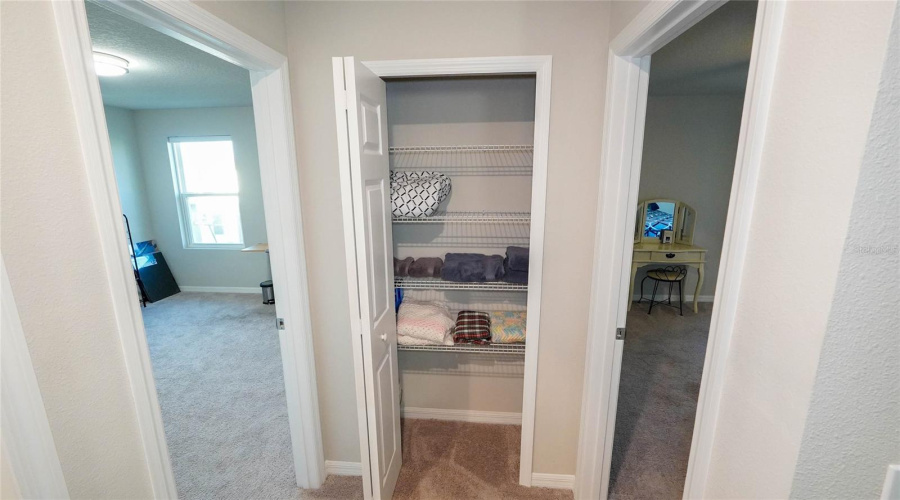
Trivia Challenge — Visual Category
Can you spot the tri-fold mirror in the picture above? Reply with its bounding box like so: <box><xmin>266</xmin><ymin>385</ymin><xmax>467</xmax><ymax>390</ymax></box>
<box><xmin>634</xmin><ymin>199</ymin><xmax>697</xmax><ymax>245</ymax></box>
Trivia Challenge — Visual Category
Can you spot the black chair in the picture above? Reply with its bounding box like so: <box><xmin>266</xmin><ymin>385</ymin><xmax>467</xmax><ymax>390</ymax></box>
<box><xmin>638</xmin><ymin>266</ymin><xmax>687</xmax><ymax>316</ymax></box>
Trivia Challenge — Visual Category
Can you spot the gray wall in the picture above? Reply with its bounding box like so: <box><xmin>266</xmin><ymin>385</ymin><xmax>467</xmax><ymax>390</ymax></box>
<box><xmin>285</xmin><ymin>2</ymin><xmax>611</xmax><ymax>473</ymax></box>
<box><xmin>791</xmin><ymin>7</ymin><xmax>899</xmax><ymax>497</ymax></box>
<box><xmin>105</xmin><ymin>106</ymin><xmax>154</xmax><ymax>243</ymax></box>
<box><xmin>132</xmin><ymin>106</ymin><xmax>269</xmax><ymax>289</ymax></box>
<box><xmin>635</xmin><ymin>95</ymin><xmax>745</xmax><ymax>299</ymax></box>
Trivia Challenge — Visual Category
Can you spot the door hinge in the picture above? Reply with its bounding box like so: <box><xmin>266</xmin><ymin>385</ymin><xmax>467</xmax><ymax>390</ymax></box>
<box><xmin>276</xmin><ymin>318</ymin><xmax>286</xmax><ymax>330</ymax></box>
<box><xmin>616</xmin><ymin>327</ymin><xmax>626</xmax><ymax>340</ymax></box>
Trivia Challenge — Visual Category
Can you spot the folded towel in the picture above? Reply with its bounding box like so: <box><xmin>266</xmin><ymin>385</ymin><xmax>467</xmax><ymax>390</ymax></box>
<box><xmin>484</xmin><ymin>255</ymin><xmax>506</xmax><ymax>281</ymax></box>
<box><xmin>504</xmin><ymin>269</ymin><xmax>529</xmax><ymax>284</ymax></box>
<box><xmin>505</xmin><ymin>246</ymin><xmax>530</xmax><ymax>272</ymax></box>
<box><xmin>394</xmin><ymin>257</ymin><xmax>413</xmax><ymax>277</ymax></box>
<box><xmin>490</xmin><ymin>311</ymin><xmax>526</xmax><ymax>343</ymax></box>
<box><xmin>409</xmin><ymin>257</ymin><xmax>443</xmax><ymax>278</ymax></box>
<box><xmin>453</xmin><ymin>310</ymin><xmax>491</xmax><ymax>344</ymax></box>
<box><xmin>397</xmin><ymin>300</ymin><xmax>455</xmax><ymax>345</ymax></box>
<box><xmin>442</xmin><ymin>253</ymin><xmax>505</xmax><ymax>282</ymax></box>
<box><xmin>442</xmin><ymin>253</ymin><xmax>485</xmax><ymax>282</ymax></box>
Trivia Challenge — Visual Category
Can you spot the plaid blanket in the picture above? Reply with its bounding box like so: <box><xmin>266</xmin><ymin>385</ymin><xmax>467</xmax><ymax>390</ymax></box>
<box><xmin>453</xmin><ymin>310</ymin><xmax>491</xmax><ymax>344</ymax></box>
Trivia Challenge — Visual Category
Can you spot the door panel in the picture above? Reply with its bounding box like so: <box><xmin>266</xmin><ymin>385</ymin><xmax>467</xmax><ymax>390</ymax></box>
<box><xmin>333</xmin><ymin>56</ymin><xmax>401</xmax><ymax>500</ymax></box>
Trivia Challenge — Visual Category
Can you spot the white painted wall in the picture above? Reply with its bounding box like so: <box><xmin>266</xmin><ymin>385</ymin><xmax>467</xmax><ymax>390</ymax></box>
<box><xmin>703</xmin><ymin>2</ymin><xmax>897</xmax><ymax>497</ymax></box>
<box><xmin>132</xmin><ymin>106</ymin><xmax>270</xmax><ymax>289</ymax></box>
<box><xmin>790</xmin><ymin>6</ymin><xmax>899</xmax><ymax>498</ymax></box>
<box><xmin>635</xmin><ymin>95</ymin><xmax>745</xmax><ymax>299</ymax></box>
<box><xmin>105</xmin><ymin>106</ymin><xmax>154</xmax><ymax>243</ymax></box>
<box><xmin>0</xmin><ymin>1</ymin><xmax>154</xmax><ymax>496</ymax></box>
<box><xmin>284</xmin><ymin>2</ymin><xmax>610</xmax><ymax>473</ymax></box>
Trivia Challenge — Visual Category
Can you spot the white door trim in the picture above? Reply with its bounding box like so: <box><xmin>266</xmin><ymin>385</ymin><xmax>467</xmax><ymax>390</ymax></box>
<box><xmin>574</xmin><ymin>1</ymin><xmax>786</xmax><ymax>499</ymax></box>
<box><xmin>51</xmin><ymin>1</ymin><xmax>325</xmax><ymax>496</ymax></box>
<box><xmin>1</xmin><ymin>257</ymin><xmax>70</xmax><ymax>499</ymax></box>
<box><xmin>346</xmin><ymin>55</ymin><xmax>552</xmax><ymax>488</ymax></box>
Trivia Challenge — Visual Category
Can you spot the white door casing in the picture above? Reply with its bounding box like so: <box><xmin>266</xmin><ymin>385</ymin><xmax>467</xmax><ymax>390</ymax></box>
<box><xmin>332</xmin><ymin>56</ymin><xmax>402</xmax><ymax>500</ymax></box>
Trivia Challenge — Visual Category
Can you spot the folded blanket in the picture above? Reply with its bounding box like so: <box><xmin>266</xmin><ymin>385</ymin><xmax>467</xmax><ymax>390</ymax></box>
<box><xmin>396</xmin><ymin>300</ymin><xmax>455</xmax><ymax>345</ymax></box>
<box><xmin>409</xmin><ymin>257</ymin><xmax>443</xmax><ymax>278</ymax></box>
<box><xmin>505</xmin><ymin>246</ymin><xmax>530</xmax><ymax>272</ymax></box>
<box><xmin>394</xmin><ymin>257</ymin><xmax>413</xmax><ymax>277</ymax></box>
<box><xmin>504</xmin><ymin>269</ymin><xmax>529</xmax><ymax>284</ymax></box>
<box><xmin>442</xmin><ymin>253</ymin><xmax>506</xmax><ymax>282</ymax></box>
<box><xmin>490</xmin><ymin>311</ymin><xmax>526</xmax><ymax>344</ymax></box>
<box><xmin>453</xmin><ymin>310</ymin><xmax>491</xmax><ymax>344</ymax></box>
<box><xmin>399</xmin><ymin>334</ymin><xmax>453</xmax><ymax>346</ymax></box>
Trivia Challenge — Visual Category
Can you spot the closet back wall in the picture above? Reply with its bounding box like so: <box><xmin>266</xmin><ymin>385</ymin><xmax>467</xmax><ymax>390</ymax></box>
<box><xmin>120</xmin><ymin>106</ymin><xmax>269</xmax><ymax>289</ymax></box>
<box><xmin>285</xmin><ymin>2</ymin><xmax>610</xmax><ymax>475</ymax></box>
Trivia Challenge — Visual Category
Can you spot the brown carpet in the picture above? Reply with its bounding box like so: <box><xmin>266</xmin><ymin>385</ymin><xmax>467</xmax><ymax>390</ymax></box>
<box><xmin>608</xmin><ymin>303</ymin><xmax>712</xmax><ymax>499</ymax></box>
<box><xmin>301</xmin><ymin>420</ymin><xmax>573</xmax><ymax>500</ymax></box>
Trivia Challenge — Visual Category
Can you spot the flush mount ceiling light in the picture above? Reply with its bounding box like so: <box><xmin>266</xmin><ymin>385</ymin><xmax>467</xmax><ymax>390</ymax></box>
<box><xmin>93</xmin><ymin>51</ymin><xmax>129</xmax><ymax>77</ymax></box>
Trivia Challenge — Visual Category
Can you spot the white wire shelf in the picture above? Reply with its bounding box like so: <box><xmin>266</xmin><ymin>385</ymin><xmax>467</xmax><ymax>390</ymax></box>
<box><xmin>390</xmin><ymin>145</ymin><xmax>533</xmax><ymax>175</ymax></box>
<box><xmin>398</xmin><ymin>343</ymin><xmax>526</xmax><ymax>355</ymax></box>
<box><xmin>394</xmin><ymin>277</ymin><xmax>528</xmax><ymax>291</ymax></box>
<box><xmin>393</xmin><ymin>211</ymin><xmax>531</xmax><ymax>224</ymax></box>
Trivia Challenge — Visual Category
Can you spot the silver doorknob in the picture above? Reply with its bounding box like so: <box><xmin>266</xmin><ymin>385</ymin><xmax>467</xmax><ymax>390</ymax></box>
<box><xmin>380</xmin><ymin>334</ymin><xmax>387</xmax><ymax>341</ymax></box>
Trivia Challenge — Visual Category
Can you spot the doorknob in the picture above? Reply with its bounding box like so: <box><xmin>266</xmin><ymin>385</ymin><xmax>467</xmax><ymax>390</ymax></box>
<box><xmin>380</xmin><ymin>334</ymin><xmax>387</xmax><ymax>341</ymax></box>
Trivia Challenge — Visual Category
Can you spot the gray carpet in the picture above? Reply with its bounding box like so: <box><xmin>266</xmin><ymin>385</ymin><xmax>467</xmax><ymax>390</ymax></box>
<box><xmin>143</xmin><ymin>292</ymin><xmax>298</xmax><ymax>499</ymax></box>
<box><xmin>608</xmin><ymin>302</ymin><xmax>712</xmax><ymax>500</ymax></box>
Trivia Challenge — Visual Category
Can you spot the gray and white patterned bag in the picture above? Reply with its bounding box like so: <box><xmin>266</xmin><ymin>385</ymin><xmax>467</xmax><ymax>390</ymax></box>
<box><xmin>390</xmin><ymin>171</ymin><xmax>452</xmax><ymax>218</ymax></box>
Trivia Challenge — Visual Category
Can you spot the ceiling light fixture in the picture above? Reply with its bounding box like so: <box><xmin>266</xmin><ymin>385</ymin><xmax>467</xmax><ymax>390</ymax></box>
<box><xmin>93</xmin><ymin>51</ymin><xmax>129</xmax><ymax>77</ymax></box>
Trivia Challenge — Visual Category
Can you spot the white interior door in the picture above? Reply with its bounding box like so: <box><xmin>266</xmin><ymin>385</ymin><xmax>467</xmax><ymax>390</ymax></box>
<box><xmin>332</xmin><ymin>56</ymin><xmax>401</xmax><ymax>500</ymax></box>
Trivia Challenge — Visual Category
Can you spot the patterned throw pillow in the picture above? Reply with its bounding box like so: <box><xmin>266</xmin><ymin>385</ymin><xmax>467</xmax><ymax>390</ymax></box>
<box><xmin>390</xmin><ymin>171</ymin><xmax>452</xmax><ymax>218</ymax></box>
<box><xmin>453</xmin><ymin>310</ymin><xmax>491</xmax><ymax>344</ymax></box>
<box><xmin>490</xmin><ymin>311</ymin><xmax>526</xmax><ymax>344</ymax></box>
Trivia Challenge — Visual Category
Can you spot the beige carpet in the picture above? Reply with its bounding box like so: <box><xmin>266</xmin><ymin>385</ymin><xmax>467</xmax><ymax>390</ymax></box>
<box><xmin>301</xmin><ymin>420</ymin><xmax>573</xmax><ymax>500</ymax></box>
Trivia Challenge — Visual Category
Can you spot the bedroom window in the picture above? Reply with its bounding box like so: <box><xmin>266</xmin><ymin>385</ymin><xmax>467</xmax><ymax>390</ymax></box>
<box><xmin>168</xmin><ymin>137</ymin><xmax>244</xmax><ymax>248</ymax></box>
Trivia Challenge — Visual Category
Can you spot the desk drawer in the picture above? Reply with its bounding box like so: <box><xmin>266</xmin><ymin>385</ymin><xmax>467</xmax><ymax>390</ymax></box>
<box><xmin>651</xmin><ymin>251</ymin><xmax>702</xmax><ymax>262</ymax></box>
<box><xmin>633</xmin><ymin>251</ymin><xmax>652</xmax><ymax>262</ymax></box>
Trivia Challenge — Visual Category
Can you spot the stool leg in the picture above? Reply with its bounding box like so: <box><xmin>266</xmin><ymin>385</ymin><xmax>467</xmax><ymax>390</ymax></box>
<box><xmin>649</xmin><ymin>280</ymin><xmax>660</xmax><ymax>315</ymax></box>
<box><xmin>678</xmin><ymin>280</ymin><xmax>684</xmax><ymax>316</ymax></box>
<box><xmin>639</xmin><ymin>276</ymin><xmax>650</xmax><ymax>304</ymax></box>
<box><xmin>668</xmin><ymin>282</ymin><xmax>674</xmax><ymax>305</ymax></box>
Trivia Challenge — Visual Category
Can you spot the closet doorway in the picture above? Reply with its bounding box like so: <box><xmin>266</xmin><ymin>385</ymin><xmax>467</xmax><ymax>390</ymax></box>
<box><xmin>333</xmin><ymin>56</ymin><xmax>552</xmax><ymax>500</ymax></box>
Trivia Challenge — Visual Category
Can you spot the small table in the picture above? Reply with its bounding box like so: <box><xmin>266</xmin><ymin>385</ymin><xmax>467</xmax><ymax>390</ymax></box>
<box><xmin>628</xmin><ymin>242</ymin><xmax>706</xmax><ymax>313</ymax></box>
<box><xmin>241</xmin><ymin>243</ymin><xmax>269</xmax><ymax>253</ymax></box>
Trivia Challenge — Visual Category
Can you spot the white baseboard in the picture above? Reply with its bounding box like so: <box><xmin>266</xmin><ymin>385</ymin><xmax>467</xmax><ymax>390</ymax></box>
<box><xmin>402</xmin><ymin>407</ymin><xmax>522</xmax><ymax>425</ymax></box>
<box><xmin>531</xmin><ymin>473</ymin><xmax>575</xmax><ymax>490</ymax></box>
<box><xmin>179</xmin><ymin>286</ymin><xmax>260</xmax><ymax>294</ymax></box>
<box><xmin>325</xmin><ymin>460</ymin><xmax>362</xmax><ymax>476</ymax></box>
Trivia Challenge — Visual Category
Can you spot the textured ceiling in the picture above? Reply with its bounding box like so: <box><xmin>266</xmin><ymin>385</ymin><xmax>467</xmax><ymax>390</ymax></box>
<box><xmin>85</xmin><ymin>2</ymin><xmax>251</xmax><ymax>110</ymax></box>
<box><xmin>650</xmin><ymin>1</ymin><xmax>758</xmax><ymax>96</ymax></box>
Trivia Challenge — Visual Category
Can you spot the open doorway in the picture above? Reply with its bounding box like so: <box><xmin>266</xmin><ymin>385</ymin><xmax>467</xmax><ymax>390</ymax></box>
<box><xmin>608</xmin><ymin>2</ymin><xmax>758</xmax><ymax>498</ymax></box>
<box><xmin>79</xmin><ymin>2</ymin><xmax>312</xmax><ymax>497</ymax></box>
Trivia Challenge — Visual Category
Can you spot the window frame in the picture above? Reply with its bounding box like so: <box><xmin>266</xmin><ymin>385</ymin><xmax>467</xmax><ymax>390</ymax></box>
<box><xmin>167</xmin><ymin>136</ymin><xmax>245</xmax><ymax>250</ymax></box>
